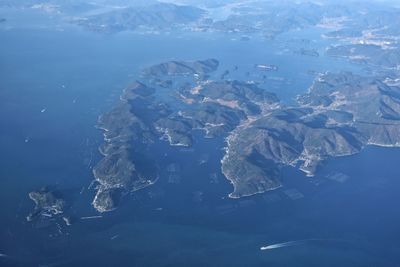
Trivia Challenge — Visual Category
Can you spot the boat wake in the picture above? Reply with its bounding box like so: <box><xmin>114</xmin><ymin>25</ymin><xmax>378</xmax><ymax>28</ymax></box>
<box><xmin>260</xmin><ymin>240</ymin><xmax>307</xmax><ymax>250</ymax></box>
<box><xmin>260</xmin><ymin>239</ymin><xmax>337</xmax><ymax>251</ymax></box>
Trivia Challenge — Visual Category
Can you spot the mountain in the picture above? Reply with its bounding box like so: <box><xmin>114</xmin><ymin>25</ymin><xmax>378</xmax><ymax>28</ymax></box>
<box><xmin>74</xmin><ymin>2</ymin><xmax>205</xmax><ymax>33</ymax></box>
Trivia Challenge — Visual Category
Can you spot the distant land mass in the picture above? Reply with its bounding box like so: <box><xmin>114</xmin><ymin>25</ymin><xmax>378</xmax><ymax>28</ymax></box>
<box><xmin>92</xmin><ymin>59</ymin><xmax>400</xmax><ymax>212</ymax></box>
<box><xmin>327</xmin><ymin>44</ymin><xmax>400</xmax><ymax>69</ymax></box>
<box><xmin>73</xmin><ymin>2</ymin><xmax>205</xmax><ymax>33</ymax></box>
<box><xmin>3</xmin><ymin>0</ymin><xmax>400</xmax><ymax>44</ymax></box>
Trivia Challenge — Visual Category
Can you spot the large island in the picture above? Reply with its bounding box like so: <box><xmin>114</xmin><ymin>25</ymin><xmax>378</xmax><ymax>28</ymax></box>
<box><xmin>92</xmin><ymin>58</ymin><xmax>400</xmax><ymax>212</ymax></box>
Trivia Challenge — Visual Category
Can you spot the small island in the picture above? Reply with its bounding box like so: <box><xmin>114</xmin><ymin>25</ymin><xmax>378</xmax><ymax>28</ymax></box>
<box><xmin>26</xmin><ymin>187</ymin><xmax>72</xmax><ymax>226</ymax></box>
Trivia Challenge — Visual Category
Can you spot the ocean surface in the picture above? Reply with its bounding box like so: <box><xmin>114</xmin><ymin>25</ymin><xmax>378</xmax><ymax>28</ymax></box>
<box><xmin>1</xmin><ymin>8</ymin><xmax>400</xmax><ymax>267</ymax></box>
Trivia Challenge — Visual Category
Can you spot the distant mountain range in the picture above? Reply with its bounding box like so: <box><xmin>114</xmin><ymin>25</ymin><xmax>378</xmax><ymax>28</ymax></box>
<box><xmin>74</xmin><ymin>2</ymin><xmax>205</xmax><ymax>32</ymax></box>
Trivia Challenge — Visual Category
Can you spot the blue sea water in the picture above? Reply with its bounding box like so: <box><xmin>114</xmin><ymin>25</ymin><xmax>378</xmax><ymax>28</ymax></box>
<box><xmin>1</xmin><ymin>8</ymin><xmax>400</xmax><ymax>267</ymax></box>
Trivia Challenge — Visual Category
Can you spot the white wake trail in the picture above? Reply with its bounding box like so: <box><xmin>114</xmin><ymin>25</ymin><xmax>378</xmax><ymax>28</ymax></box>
<box><xmin>260</xmin><ymin>240</ymin><xmax>306</xmax><ymax>250</ymax></box>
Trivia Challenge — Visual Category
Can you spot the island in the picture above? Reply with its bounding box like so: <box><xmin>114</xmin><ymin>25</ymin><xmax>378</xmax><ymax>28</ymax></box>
<box><xmin>326</xmin><ymin>44</ymin><xmax>400</xmax><ymax>69</ymax></box>
<box><xmin>26</xmin><ymin>187</ymin><xmax>71</xmax><ymax>226</ymax></box>
<box><xmin>222</xmin><ymin>72</ymin><xmax>400</xmax><ymax>197</ymax></box>
<box><xmin>92</xmin><ymin>57</ymin><xmax>400</xmax><ymax>211</ymax></box>
<box><xmin>295</xmin><ymin>49</ymin><xmax>320</xmax><ymax>57</ymax></box>
<box><xmin>72</xmin><ymin>2</ymin><xmax>205</xmax><ymax>33</ymax></box>
<box><xmin>92</xmin><ymin>59</ymin><xmax>280</xmax><ymax>212</ymax></box>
